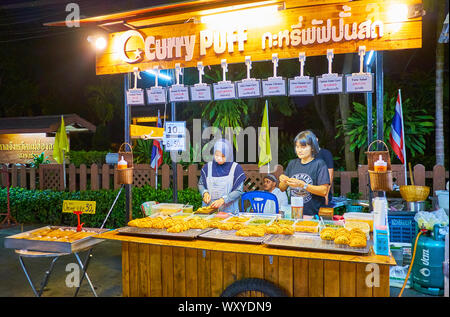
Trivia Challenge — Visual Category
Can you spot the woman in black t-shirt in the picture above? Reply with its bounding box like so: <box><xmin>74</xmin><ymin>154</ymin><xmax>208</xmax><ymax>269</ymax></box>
<box><xmin>279</xmin><ymin>130</ymin><xmax>330</xmax><ymax>216</ymax></box>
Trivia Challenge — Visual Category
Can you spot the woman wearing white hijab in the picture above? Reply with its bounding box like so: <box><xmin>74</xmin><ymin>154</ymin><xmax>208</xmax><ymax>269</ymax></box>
<box><xmin>198</xmin><ymin>139</ymin><xmax>246</xmax><ymax>213</ymax></box>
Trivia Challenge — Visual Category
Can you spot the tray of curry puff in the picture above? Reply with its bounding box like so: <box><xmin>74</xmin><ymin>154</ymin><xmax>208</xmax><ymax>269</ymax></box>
<box><xmin>4</xmin><ymin>226</ymin><xmax>108</xmax><ymax>253</ymax></box>
<box><xmin>119</xmin><ymin>212</ymin><xmax>229</xmax><ymax>240</ymax></box>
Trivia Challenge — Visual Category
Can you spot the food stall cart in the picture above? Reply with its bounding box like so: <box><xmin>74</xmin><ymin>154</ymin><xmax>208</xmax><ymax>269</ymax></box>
<box><xmin>45</xmin><ymin>0</ymin><xmax>423</xmax><ymax>297</ymax></box>
<box><xmin>97</xmin><ymin>227</ymin><xmax>395</xmax><ymax>297</ymax></box>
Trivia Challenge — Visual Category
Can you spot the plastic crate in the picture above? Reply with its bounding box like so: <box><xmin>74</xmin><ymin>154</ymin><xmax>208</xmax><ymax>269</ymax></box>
<box><xmin>387</xmin><ymin>211</ymin><xmax>417</xmax><ymax>243</ymax></box>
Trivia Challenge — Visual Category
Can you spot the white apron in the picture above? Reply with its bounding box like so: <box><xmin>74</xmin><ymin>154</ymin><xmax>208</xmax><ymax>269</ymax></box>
<box><xmin>204</xmin><ymin>161</ymin><xmax>239</xmax><ymax>213</ymax></box>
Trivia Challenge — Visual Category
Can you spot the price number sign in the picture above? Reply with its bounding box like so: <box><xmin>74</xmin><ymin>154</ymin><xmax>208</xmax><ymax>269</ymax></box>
<box><xmin>62</xmin><ymin>200</ymin><xmax>96</xmax><ymax>214</ymax></box>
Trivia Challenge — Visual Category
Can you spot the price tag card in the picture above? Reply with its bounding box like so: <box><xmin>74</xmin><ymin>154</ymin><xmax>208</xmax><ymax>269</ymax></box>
<box><xmin>316</xmin><ymin>75</ymin><xmax>343</xmax><ymax>94</ymax></box>
<box><xmin>262</xmin><ymin>78</ymin><xmax>287</xmax><ymax>96</ymax></box>
<box><xmin>236</xmin><ymin>79</ymin><xmax>261</xmax><ymax>98</ymax></box>
<box><xmin>169</xmin><ymin>85</ymin><xmax>190</xmax><ymax>102</ymax></box>
<box><xmin>190</xmin><ymin>84</ymin><xmax>212</xmax><ymax>102</ymax></box>
<box><xmin>146</xmin><ymin>87</ymin><xmax>167</xmax><ymax>104</ymax></box>
<box><xmin>345</xmin><ymin>73</ymin><xmax>374</xmax><ymax>93</ymax></box>
<box><xmin>126</xmin><ymin>89</ymin><xmax>145</xmax><ymax>105</ymax></box>
<box><xmin>165</xmin><ymin>137</ymin><xmax>186</xmax><ymax>151</ymax></box>
<box><xmin>62</xmin><ymin>200</ymin><xmax>96</xmax><ymax>214</ymax></box>
<box><xmin>288</xmin><ymin>76</ymin><xmax>315</xmax><ymax>96</ymax></box>
<box><xmin>165</xmin><ymin>121</ymin><xmax>186</xmax><ymax>137</ymax></box>
<box><xmin>213</xmin><ymin>82</ymin><xmax>236</xmax><ymax>100</ymax></box>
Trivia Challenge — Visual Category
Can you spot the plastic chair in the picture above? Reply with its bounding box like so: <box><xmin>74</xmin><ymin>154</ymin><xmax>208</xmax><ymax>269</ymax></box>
<box><xmin>240</xmin><ymin>191</ymin><xmax>279</xmax><ymax>213</ymax></box>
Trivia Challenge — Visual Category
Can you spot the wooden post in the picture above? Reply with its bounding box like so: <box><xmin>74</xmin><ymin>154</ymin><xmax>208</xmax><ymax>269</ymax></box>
<box><xmin>414</xmin><ymin>164</ymin><xmax>426</xmax><ymax>187</ymax></box>
<box><xmin>11</xmin><ymin>165</ymin><xmax>17</xmax><ymax>187</ymax></box>
<box><xmin>69</xmin><ymin>164</ymin><xmax>76</xmax><ymax>192</ymax></box>
<box><xmin>91</xmin><ymin>164</ymin><xmax>99</xmax><ymax>190</ymax></box>
<box><xmin>433</xmin><ymin>165</ymin><xmax>446</xmax><ymax>194</ymax></box>
<box><xmin>177</xmin><ymin>164</ymin><xmax>183</xmax><ymax>191</ymax></box>
<box><xmin>19</xmin><ymin>165</ymin><xmax>27</xmax><ymax>188</ymax></box>
<box><xmin>80</xmin><ymin>164</ymin><xmax>87</xmax><ymax>191</ymax></box>
<box><xmin>29</xmin><ymin>167</ymin><xmax>35</xmax><ymax>190</ymax></box>
<box><xmin>188</xmin><ymin>164</ymin><xmax>198</xmax><ymax>189</ymax></box>
<box><xmin>102</xmin><ymin>164</ymin><xmax>110</xmax><ymax>190</ymax></box>
<box><xmin>162</xmin><ymin>164</ymin><xmax>170</xmax><ymax>190</ymax></box>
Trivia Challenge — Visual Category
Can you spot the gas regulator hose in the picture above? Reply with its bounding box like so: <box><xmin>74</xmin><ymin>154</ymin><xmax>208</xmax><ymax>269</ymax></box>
<box><xmin>398</xmin><ymin>231</ymin><xmax>423</xmax><ymax>297</ymax></box>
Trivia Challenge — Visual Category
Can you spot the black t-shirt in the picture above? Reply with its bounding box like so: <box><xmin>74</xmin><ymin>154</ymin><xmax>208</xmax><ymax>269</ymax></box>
<box><xmin>317</xmin><ymin>148</ymin><xmax>334</xmax><ymax>204</ymax></box>
<box><xmin>285</xmin><ymin>158</ymin><xmax>330</xmax><ymax>216</ymax></box>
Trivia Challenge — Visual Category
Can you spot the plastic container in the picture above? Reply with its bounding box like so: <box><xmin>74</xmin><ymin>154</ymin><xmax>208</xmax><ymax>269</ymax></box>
<box><xmin>435</xmin><ymin>190</ymin><xmax>449</xmax><ymax>215</ymax></box>
<box><xmin>343</xmin><ymin>212</ymin><xmax>374</xmax><ymax>232</ymax></box>
<box><xmin>374</xmin><ymin>155</ymin><xmax>387</xmax><ymax>172</ymax></box>
<box><xmin>388</xmin><ymin>211</ymin><xmax>417</xmax><ymax>244</ymax></box>
<box><xmin>344</xmin><ymin>221</ymin><xmax>370</xmax><ymax>238</ymax></box>
<box><xmin>182</xmin><ymin>205</ymin><xmax>194</xmax><ymax>213</ymax></box>
<box><xmin>117</xmin><ymin>156</ymin><xmax>128</xmax><ymax>170</ymax></box>
<box><xmin>152</xmin><ymin>203</ymin><xmax>185</xmax><ymax>215</ymax></box>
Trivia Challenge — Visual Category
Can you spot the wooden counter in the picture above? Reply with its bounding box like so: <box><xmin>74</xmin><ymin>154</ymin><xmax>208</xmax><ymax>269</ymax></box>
<box><xmin>97</xmin><ymin>230</ymin><xmax>396</xmax><ymax>297</ymax></box>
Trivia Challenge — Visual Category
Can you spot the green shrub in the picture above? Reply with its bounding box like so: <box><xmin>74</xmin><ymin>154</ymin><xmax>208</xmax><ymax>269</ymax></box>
<box><xmin>67</xmin><ymin>150</ymin><xmax>109</xmax><ymax>167</ymax></box>
<box><xmin>0</xmin><ymin>186</ymin><xmax>202</xmax><ymax>229</ymax></box>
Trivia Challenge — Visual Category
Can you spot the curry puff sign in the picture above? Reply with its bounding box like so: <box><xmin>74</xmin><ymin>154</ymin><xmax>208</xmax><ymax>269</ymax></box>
<box><xmin>96</xmin><ymin>0</ymin><xmax>422</xmax><ymax>75</ymax></box>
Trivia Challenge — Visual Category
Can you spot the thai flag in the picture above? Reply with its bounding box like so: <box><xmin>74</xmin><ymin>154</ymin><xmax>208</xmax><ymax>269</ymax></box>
<box><xmin>150</xmin><ymin>111</ymin><xmax>163</xmax><ymax>169</ymax></box>
<box><xmin>389</xmin><ymin>91</ymin><xmax>405</xmax><ymax>164</ymax></box>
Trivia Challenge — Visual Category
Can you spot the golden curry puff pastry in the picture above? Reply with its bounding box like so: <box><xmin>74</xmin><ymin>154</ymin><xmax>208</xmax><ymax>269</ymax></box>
<box><xmin>320</xmin><ymin>228</ymin><xmax>336</xmax><ymax>240</ymax></box>
<box><xmin>334</xmin><ymin>235</ymin><xmax>350</xmax><ymax>245</ymax></box>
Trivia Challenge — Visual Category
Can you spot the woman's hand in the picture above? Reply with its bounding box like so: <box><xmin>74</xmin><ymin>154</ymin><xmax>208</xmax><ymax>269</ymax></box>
<box><xmin>203</xmin><ymin>192</ymin><xmax>211</xmax><ymax>204</ymax></box>
<box><xmin>286</xmin><ymin>178</ymin><xmax>306</xmax><ymax>188</ymax></box>
<box><xmin>279</xmin><ymin>174</ymin><xmax>289</xmax><ymax>183</ymax></box>
<box><xmin>210</xmin><ymin>198</ymin><xmax>225</xmax><ymax>209</ymax></box>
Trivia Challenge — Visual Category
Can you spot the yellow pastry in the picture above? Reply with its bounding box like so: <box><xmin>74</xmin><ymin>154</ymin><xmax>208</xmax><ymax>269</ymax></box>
<box><xmin>334</xmin><ymin>235</ymin><xmax>350</xmax><ymax>245</ymax></box>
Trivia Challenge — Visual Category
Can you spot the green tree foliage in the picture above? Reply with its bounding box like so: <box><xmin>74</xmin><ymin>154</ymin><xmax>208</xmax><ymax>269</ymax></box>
<box><xmin>337</xmin><ymin>93</ymin><xmax>434</xmax><ymax>163</ymax></box>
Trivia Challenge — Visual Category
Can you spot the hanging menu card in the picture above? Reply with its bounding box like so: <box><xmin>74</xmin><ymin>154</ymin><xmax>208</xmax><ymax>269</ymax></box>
<box><xmin>126</xmin><ymin>89</ymin><xmax>145</xmax><ymax>105</ymax></box>
<box><xmin>345</xmin><ymin>73</ymin><xmax>374</xmax><ymax>93</ymax></box>
<box><xmin>213</xmin><ymin>81</ymin><xmax>236</xmax><ymax>100</ymax></box>
<box><xmin>262</xmin><ymin>78</ymin><xmax>286</xmax><ymax>96</ymax></box>
<box><xmin>146</xmin><ymin>87</ymin><xmax>167</xmax><ymax>104</ymax></box>
<box><xmin>190</xmin><ymin>84</ymin><xmax>212</xmax><ymax>102</ymax></box>
<box><xmin>316</xmin><ymin>74</ymin><xmax>343</xmax><ymax>94</ymax></box>
<box><xmin>288</xmin><ymin>76</ymin><xmax>315</xmax><ymax>96</ymax></box>
<box><xmin>236</xmin><ymin>79</ymin><xmax>262</xmax><ymax>98</ymax></box>
<box><xmin>169</xmin><ymin>85</ymin><xmax>190</xmax><ymax>102</ymax></box>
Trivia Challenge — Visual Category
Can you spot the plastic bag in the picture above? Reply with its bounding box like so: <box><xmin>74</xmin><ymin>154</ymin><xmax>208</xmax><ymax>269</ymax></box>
<box><xmin>414</xmin><ymin>208</ymin><xmax>449</xmax><ymax>230</ymax></box>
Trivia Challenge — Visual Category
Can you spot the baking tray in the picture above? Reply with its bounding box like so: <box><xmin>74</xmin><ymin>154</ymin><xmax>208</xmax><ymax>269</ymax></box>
<box><xmin>198</xmin><ymin>228</ymin><xmax>267</xmax><ymax>244</ymax></box>
<box><xmin>4</xmin><ymin>226</ymin><xmax>108</xmax><ymax>253</ymax></box>
<box><xmin>117</xmin><ymin>226</ymin><xmax>214</xmax><ymax>240</ymax></box>
<box><xmin>264</xmin><ymin>232</ymin><xmax>371</xmax><ymax>255</ymax></box>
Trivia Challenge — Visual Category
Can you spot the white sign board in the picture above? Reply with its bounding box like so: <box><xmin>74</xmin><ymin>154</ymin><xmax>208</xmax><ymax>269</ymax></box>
<box><xmin>146</xmin><ymin>87</ymin><xmax>167</xmax><ymax>104</ymax></box>
<box><xmin>190</xmin><ymin>84</ymin><xmax>212</xmax><ymax>101</ymax></box>
<box><xmin>165</xmin><ymin>137</ymin><xmax>186</xmax><ymax>151</ymax></box>
<box><xmin>126</xmin><ymin>89</ymin><xmax>145</xmax><ymax>105</ymax></box>
<box><xmin>262</xmin><ymin>78</ymin><xmax>286</xmax><ymax>96</ymax></box>
<box><xmin>165</xmin><ymin>121</ymin><xmax>186</xmax><ymax>137</ymax></box>
<box><xmin>213</xmin><ymin>82</ymin><xmax>236</xmax><ymax>100</ymax></box>
<box><xmin>288</xmin><ymin>77</ymin><xmax>315</xmax><ymax>96</ymax></box>
<box><xmin>316</xmin><ymin>75</ymin><xmax>343</xmax><ymax>94</ymax></box>
<box><xmin>169</xmin><ymin>85</ymin><xmax>190</xmax><ymax>102</ymax></box>
<box><xmin>345</xmin><ymin>73</ymin><xmax>374</xmax><ymax>93</ymax></box>
<box><xmin>236</xmin><ymin>79</ymin><xmax>261</xmax><ymax>98</ymax></box>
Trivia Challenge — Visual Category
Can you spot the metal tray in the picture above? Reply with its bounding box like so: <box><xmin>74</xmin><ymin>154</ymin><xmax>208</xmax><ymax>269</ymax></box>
<box><xmin>117</xmin><ymin>226</ymin><xmax>214</xmax><ymax>240</ymax></box>
<box><xmin>198</xmin><ymin>229</ymin><xmax>266</xmax><ymax>244</ymax></box>
<box><xmin>4</xmin><ymin>226</ymin><xmax>108</xmax><ymax>253</ymax></box>
<box><xmin>264</xmin><ymin>232</ymin><xmax>371</xmax><ymax>255</ymax></box>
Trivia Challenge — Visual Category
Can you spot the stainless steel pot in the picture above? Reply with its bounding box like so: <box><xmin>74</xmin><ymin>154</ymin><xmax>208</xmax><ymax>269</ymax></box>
<box><xmin>407</xmin><ymin>201</ymin><xmax>426</xmax><ymax>212</ymax></box>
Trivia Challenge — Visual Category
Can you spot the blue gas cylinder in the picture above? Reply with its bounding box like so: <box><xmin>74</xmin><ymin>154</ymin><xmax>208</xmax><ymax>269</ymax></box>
<box><xmin>412</xmin><ymin>224</ymin><xmax>447</xmax><ymax>296</ymax></box>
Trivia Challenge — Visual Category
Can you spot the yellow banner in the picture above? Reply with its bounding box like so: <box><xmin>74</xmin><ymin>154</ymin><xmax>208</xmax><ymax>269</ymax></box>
<box><xmin>62</xmin><ymin>200</ymin><xmax>96</xmax><ymax>214</ymax></box>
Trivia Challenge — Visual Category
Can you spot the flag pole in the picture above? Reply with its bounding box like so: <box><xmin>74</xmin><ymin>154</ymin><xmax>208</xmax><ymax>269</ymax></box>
<box><xmin>398</xmin><ymin>89</ymin><xmax>407</xmax><ymax>185</ymax></box>
<box><xmin>266</xmin><ymin>101</ymin><xmax>270</xmax><ymax>174</ymax></box>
